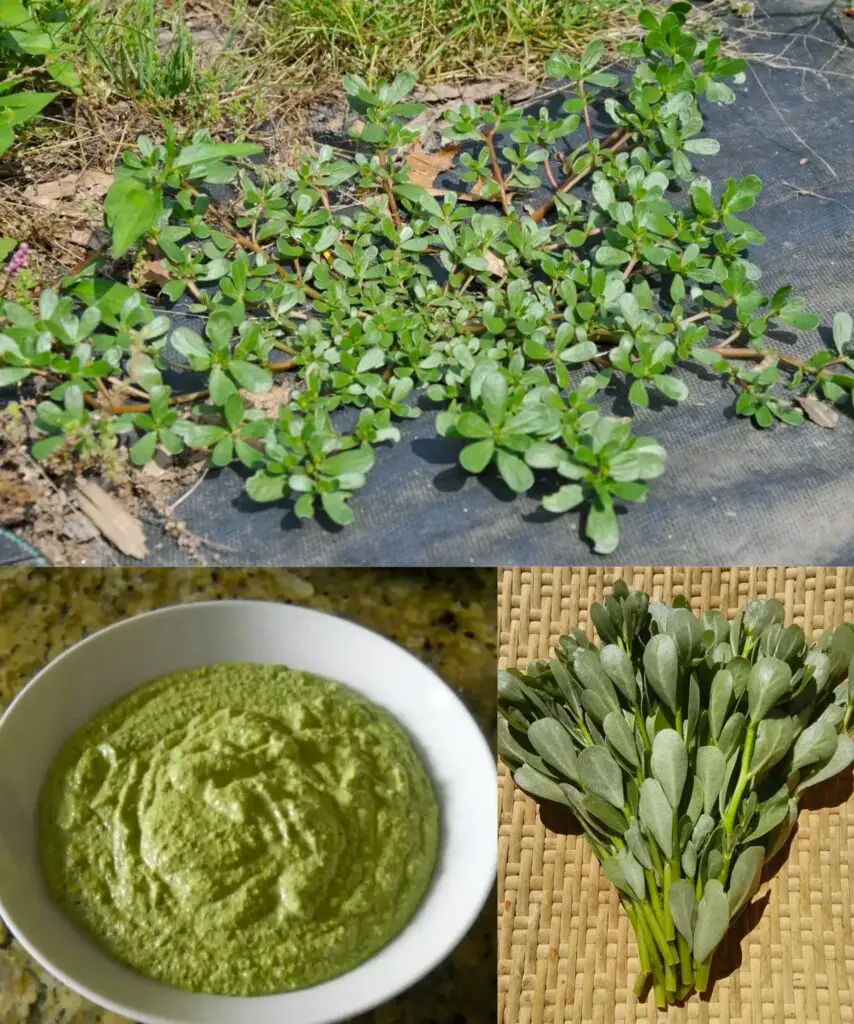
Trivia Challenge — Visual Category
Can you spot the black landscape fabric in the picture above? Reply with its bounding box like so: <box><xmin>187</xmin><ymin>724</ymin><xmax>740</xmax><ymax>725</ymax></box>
<box><xmin>124</xmin><ymin>3</ymin><xmax>854</xmax><ymax>566</ymax></box>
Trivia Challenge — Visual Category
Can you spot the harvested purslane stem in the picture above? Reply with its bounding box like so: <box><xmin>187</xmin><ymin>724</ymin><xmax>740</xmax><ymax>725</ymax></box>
<box><xmin>2</xmin><ymin>4</ymin><xmax>852</xmax><ymax>551</ymax></box>
<box><xmin>498</xmin><ymin>581</ymin><xmax>854</xmax><ymax>1008</ymax></box>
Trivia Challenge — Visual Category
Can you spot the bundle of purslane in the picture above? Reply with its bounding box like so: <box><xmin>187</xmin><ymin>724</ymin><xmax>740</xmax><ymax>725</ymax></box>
<box><xmin>498</xmin><ymin>582</ymin><xmax>854</xmax><ymax>1007</ymax></box>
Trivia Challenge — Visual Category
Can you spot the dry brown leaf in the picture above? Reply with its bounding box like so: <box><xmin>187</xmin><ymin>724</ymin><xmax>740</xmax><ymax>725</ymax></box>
<box><xmin>460</xmin><ymin>80</ymin><xmax>516</xmax><ymax>104</ymax></box>
<box><xmin>79</xmin><ymin>169</ymin><xmax>113</xmax><ymax>195</ymax></box>
<box><xmin>24</xmin><ymin>169</ymin><xmax>113</xmax><ymax>208</ymax></box>
<box><xmin>796</xmin><ymin>396</ymin><xmax>839</xmax><ymax>429</ymax></box>
<box><xmin>414</xmin><ymin>78</ymin><xmax>530</xmax><ymax>106</ymax></box>
<box><xmin>0</xmin><ymin>469</ymin><xmax>37</xmax><ymax>526</ymax></box>
<box><xmin>69</xmin><ymin>227</ymin><xmax>94</xmax><ymax>247</ymax></box>
<box><xmin>425</xmin><ymin>186</ymin><xmax>483</xmax><ymax>203</ymax></box>
<box><xmin>404</xmin><ymin>142</ymin><xmax>459</xmax><ymax>189</ymax></box>
<box><xmin>141</xmin><ymin>460</ymin><xmax>168</xmax><ymax>479</ymax></box>
<box><xmin>74</xmin><ymin>479</ymin><xmax>148</xmax><ymax>559</ymax></box>
<box><xmin>412</xmin><ymin>84</ymin><xmax>462</xmax><ymax>103</ymax></box>
<box><xmin>126</xmin><ymin>352</ymin><xmax>154</xmax><ymax>383</ymax></box>
<box><xmin>484</xmin><ymin>249</ymin><xmax>507</xmax><ymax>277</ymax></box>
<box><xmin>143</xmin><ymin>260</ymin><xmax>172</xmax><ymax>286</ymax></box>
<box><xmin>60</xmin><ymin>510</ymin><xmax>100</xmax><ymax>543</ymax></box>
<box><xmin>246</xmin><ymin>383</ymin><xmax>293</xmax><ymax>417</ymax></box>
<box><xmin>508</xmin><ymin>83</ymin><xmax>538</xmax><ymax>104</ymax></box>
<box><xmin>25</xmin><ymin>179</ymin><xmax>68</xmax><ymax>205</ymax></box>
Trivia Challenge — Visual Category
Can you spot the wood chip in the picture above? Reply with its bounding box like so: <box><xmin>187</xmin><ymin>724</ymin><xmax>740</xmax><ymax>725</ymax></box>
<box><xmin>404</xmin><ymin>142</ymin><xmax>459</xmax><ymax>189</ymax></box>
<box><xmin>74</xmin><ymin>479</ymin><xmax>148</xmax><ymax>559</ymax></box>
<box><xmin>796</xmin><ymin>396</ymin><xmax>839</xmax><ymax>429</ymax></box>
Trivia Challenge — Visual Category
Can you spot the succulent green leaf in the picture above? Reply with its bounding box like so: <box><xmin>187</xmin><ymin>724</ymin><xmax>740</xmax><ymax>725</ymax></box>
<box><xmin>743</xmin><ymin>598</ymin><xmax>785</xmax><ymax>635</ymax></box>
<box><xmin>514</xmin><ymin>763</ymin><xmax>571</xmax><ymax>806</ymax></box>
<box><xmin>717</xmin><ymin>712</ymin><xmax>747</xmax><ymax>761</ymax></box>
<box><xmin>727</xmin><ymin>846</ymin><xmax>764</xmax><ymax>917</ymax></box>
<box><xmin>790</xmin><ymin>719</ymin><xmax>838</xmax><ymax>774</ymax></box>
<box><xmin>696</xmin><ymin>746</ymin><xmax>726</xmax><ymax>817</ymax></box>
<box><xmin>749</xmin><ymin>715</ymin><xmax>796</xmax><ymax>778</ymax></box>
<box><xmin>743</xmin><ymin>793</ymin><xmax>789</xmax><ymax>843</ymax></box>
<box><xmin>573</xmin><ymin>649</ymin><xmax>621</xmax><ymax>713</ymax></box>
<box><xmin>764</xmin><ymin>799</ymin><xmax>799</xmax><ymax>860</ymax></box>
<box><xmin>603</xmin><ymin>711</ymin><xmax>639</xmax><ymax>769</ymax></box>
<box><xmin>527</xmin><ymin>718</ymin><xmax>580</xmax><ymax>781</ymax></box>
<box><xmin>686</xmin><ymin>776</ymin><xmax>704</xmax><ymax>826</ymax></box>
<box><xmin>584</xmin><ymin>792</ymin><xmax>628</xmax><ymax>834</ymax></box>
<box><xmin>576</xmin><ymin>746</ymin><xmax>625</xmax><ymax>808</ymax></box>
<box><xmin>709</xmin><ymin>669</ymin><xmax>733</xmax><ymax>741</ymax></box>
<box><xmin>497</xmin><ymin>718</ymin><xmax>534</xmax><ymax>769</ymax></box>
<box><xmin>681</xmin><ymin>839</ymin><xmax>697</xmax><ymax>878</ymax></box>
<box><xmin>601</xmin><ymin>854</ymin><xmax>631</xmax><ymax>898</ymax></box>
<box><xmin>726</xmin><ymin>658</ymin><xmax>750</xmax><ymax>700</ymax></box>
<box><xmin>599</xmin><ymin>644</ymin><xmax>637</xmax><ymax>702</ymax></box>
<box><xmin>686</xmin><ymin>673</ymin><xmax>700</xmax><ymax>746</ymax></box>
<box><xmin>691</xmin><ymin>813</ymin><xmax>716</xmax><ymax>853</ymax></box>
<box><xmin>603</xmin><ymin>849</ymin><xmax>646</xmax><ymax>901</ymax></box>
<box><xmin>590</xmin><ymin>603</ymin><xmax>617</xmax><ymax>645</ymax></box>
<box><xmin>665</xmin><ymin>607</ymin><xmax>703</xmax><ymax>667</ymax></box>
<box><xmin>639</xmin><ymin>777</ymin><xmax>674</xmax><ymax>859</ymax></box>
<box><xmin>796</xmin><ymin>735</ymin><xmax>854</xmax><ymax>795</ymax></box>
<box><xmin>693</xmin><ymin>879</ymin><xmax>730</xmax><ymax>963</ymax></box>
<box><xmin>651</xmin><ymin>728</ymin><xmax>688</xmax><ymax>810</ymax></box>
<box><xmin>580</xmin><ymin>688</ymin><xmax>613</xmax><ymax>726</ymax></box>
<box><xmin>643</xmin><ymin>633</ymin><xmax>680</xmax><ymax>711</ymax></box>
<box><xmin>625</xmin><ymin>818</ymin><xmax>653</xmax><ymax>869</ymax></box>
<box><xmin>105</xmin><ymin>177</ymin><xmax>163</xmax><ymax>258</ymax></box>
<box><xmin>550</xmin><ymin>658</ymin><xmax>584</xmax><ymax>720</ymax></box>
<box><xmin>668</xmin><ymin>878</ymin><xmax>698</xmax><ymax>941</ymax></box>
<box><xmin>747</xmin><ymin>657</ymin><xmax>793</xmax><ymax>723</ymax></box>
<box><xmin>719</xmin><ymin>753</ymin><xmax>740</xmax><ymax>817</ymax></box>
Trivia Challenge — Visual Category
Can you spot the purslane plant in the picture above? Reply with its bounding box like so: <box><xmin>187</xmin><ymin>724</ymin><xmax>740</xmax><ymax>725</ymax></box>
<box><xmin>2</xmin><ymin>4</ymin><xmax>852</xmax><ymax>550</ymax></box>
<box><xmin>498</xmin><ymin>582</ymin><xmax>854</xmax><ymax>1007</ymax></box>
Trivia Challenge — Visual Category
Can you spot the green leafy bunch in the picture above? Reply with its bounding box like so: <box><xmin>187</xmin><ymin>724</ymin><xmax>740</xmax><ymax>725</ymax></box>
<box><xmin>0</xmin><ymin>0</ymin><xmax>82</xmax><ymax>156</ymax></box>
<box><xmin>2</xmin><ymin>3</ymin><xmax>851</xmax><ymax>548</ymax></box>
<box><xmin>498</xmin><ymin>581</ymin><xmax>854</xmax><ymax>1008</ymax></box>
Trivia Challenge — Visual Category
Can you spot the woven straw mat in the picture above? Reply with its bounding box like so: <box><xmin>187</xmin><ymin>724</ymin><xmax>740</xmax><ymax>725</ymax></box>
<box><xmin>498</xmin><ymin>566</ymin><xmax>854</xmax><ymax>1024</ymax></box>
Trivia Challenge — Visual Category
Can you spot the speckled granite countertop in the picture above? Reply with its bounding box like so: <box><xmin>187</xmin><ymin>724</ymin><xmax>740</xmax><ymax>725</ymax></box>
<box><xmin>0</xmin><ymin>568</ymin><xmax>496</xmax><ymax>1024</ymax></box>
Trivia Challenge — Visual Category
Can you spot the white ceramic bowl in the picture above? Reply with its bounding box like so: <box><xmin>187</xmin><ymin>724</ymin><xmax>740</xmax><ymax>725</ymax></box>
<box><xmin>0</xmin><ymin>600</ymin><xmax>496</xmax><ymax>1024</ymax></box>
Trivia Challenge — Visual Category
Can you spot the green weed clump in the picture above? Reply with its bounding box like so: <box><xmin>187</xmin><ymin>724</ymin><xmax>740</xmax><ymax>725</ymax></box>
<box><xmin>267</xmin><ymin>0</ymin><xmax>642</xmax><ymax>80</ymax></box>
<box><xmin>77</xmin><ymin>0</ymin><xmax>210</xmax><ymax>104</ymax></box>
<box><xmin>0</xmin><ymin>0</ymin><xmax>83</xmax><ymax>155</ymax></box>
<box><xmin>1</xmin><ymin>4</ymin><xmax>851</xmax><ymax>551</ymax></box>
<box><xmin>499</xmin><ymin>582</ymin><xmax>854</xmax><ymax>1007</ymax></box>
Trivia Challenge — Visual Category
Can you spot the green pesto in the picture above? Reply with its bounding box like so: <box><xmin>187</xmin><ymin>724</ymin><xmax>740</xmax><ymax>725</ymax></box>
<box><xmin>39</xmin><ymin>663</ymin><xmax>439</xmax><ymax>996</ymax></box>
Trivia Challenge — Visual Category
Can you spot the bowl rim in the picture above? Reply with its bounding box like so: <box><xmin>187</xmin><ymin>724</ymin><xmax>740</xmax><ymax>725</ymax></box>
<box><xmin>0</xmin><ymin>598</ymin><xmax>497</xmax><ymax>1024</ymax></box>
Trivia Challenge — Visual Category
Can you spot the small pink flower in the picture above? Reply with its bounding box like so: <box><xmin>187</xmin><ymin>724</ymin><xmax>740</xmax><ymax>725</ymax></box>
<box><xmin>6</xmin><ymin>243</ymin><xmax>30</xmax><ymax>278</ymax></box>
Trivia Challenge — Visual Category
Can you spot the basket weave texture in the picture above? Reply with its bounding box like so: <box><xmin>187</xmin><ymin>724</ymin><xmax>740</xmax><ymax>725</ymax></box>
<box><xmin>498</xmin><ymin>566</ymin><xmax>854</xmax><ymax>1024</ymax></box>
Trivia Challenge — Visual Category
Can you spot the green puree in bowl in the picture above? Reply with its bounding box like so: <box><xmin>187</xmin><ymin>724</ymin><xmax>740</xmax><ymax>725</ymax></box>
<box><xmin>39</xmin><ymin>664</ymin><xmax>440</xmax><ymax>996</ymax></box>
